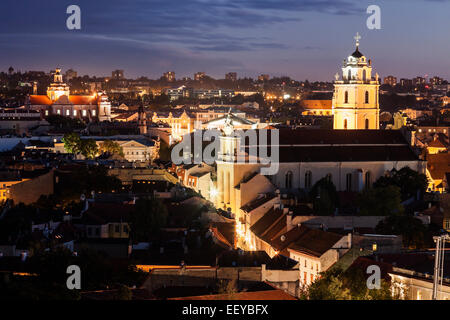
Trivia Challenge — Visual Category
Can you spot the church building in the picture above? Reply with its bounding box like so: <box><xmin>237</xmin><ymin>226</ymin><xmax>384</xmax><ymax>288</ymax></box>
<box><xmin>213</xmin><ymin>35</ymin><xmax>425</xmax><ymax>253</ymax></box>
<box><xmin>27</xmin><ymin>68</ymin><xmax>111</xmax><ymax>122</ymax></box>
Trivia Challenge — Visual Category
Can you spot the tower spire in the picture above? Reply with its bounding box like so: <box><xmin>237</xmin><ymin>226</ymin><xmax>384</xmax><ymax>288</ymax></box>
<box><xmin>354</xmin><ymin>32</ymin><xmax>361</xmax><ymax>48</ymax></box>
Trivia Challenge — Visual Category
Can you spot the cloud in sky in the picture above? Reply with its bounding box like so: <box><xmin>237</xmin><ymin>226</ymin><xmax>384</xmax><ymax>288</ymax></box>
<box><xmin>0</xmin><ymin>0</ymin><xmax>449</xmax><ymax>80</ymax></box>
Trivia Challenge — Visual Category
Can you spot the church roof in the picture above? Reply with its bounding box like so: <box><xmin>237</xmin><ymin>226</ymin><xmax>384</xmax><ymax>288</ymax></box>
<box><xmin>69</xmin><ymin>95</ymin><xmax>98</xmax><ymax>105</ymax></box>
<box><xmin>29</xmin><ymin>95</ymin><xmax>52</xmax><ymax>105</ymax></box>
<box><xmin>351</xmin><ymin>47</ymin><xmax>364</xmax><ymax>58</ymax></box>
<box><xmin>28</xmin><ymin>94</ymin><xmax>98</xmax><ymax>105</ymax></box>
<box><xmin>272</xmin><ymin>145</ymin><xmax>419</xmax><ymax>163</ymax></box>
<box><xmin>252</xmin><ymin>129</ymin><xmax>411</xmax><ymax>146</ymax></box>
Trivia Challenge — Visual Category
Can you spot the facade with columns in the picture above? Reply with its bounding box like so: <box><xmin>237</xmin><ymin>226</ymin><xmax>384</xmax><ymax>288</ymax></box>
<box><xmin>332</xmin><ymin>34</ymin><xmax>380</xmax><ymax>130</ymax></box>
<box><xmin>27</xmin><ymin>68</ymin><xmax>111</xmax><ymax>122</ymax></box>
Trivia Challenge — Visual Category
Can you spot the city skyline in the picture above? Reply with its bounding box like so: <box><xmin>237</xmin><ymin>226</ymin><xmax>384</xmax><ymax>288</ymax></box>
<box><xmin>1</xmin><ymin>0</ymin><xmax>450</xmax><ymax>81</ymax></box>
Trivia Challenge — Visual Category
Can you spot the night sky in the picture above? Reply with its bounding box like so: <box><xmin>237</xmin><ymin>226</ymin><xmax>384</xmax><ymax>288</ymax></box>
<box><xmin>1</xmin><ymin>0</ymin><xmax>449</xmax><ymax>81</ymax></box>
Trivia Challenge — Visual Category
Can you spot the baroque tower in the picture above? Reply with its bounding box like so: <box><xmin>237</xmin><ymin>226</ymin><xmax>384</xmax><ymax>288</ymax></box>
<box><xmin>332</xmin><ymin>33</ymin><xmax>380</xmax><ymax>130</ymax></box>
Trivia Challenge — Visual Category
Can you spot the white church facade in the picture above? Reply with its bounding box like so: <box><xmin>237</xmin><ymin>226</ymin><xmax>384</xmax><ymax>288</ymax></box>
<box><xmin>27</xmin><ymin>68</ymin><xmax>111</xmax><ymax>122</ymax></box>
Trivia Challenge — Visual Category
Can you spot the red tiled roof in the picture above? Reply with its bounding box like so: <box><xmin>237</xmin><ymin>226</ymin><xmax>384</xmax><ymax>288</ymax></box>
<box><xmin>301</xmin><ymin>100</ymin><xmax>332</xmax><ymax>110</ymax></box>
<box><xmin>427</xmin><ymin>153</ymin><xmax>450</xmax><ymax>180</ymax></box>
<box><xmin>28</xmin><ymin>95</ymin><xmax>98</xmax><ymax>105</ymax></box>
<box><xmin>288</xmin><ymin>227</ymin><xmax>344</xmax><ymax>257</ymax></box>
<box><xmin>69</xmin><ymin>95</ymin><xmax>97</xmax><ymax>105</ymax></box>
<box><xmin>29</xmin><ymin>95</ymin><xmax>52</xmax><ymax>105</ymax></box>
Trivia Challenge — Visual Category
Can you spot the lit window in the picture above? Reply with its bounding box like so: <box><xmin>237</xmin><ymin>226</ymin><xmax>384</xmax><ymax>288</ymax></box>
<box><xmin>82</xmin><ymin>110</ymin><xmax>87</xmax><ymax>117</ymax></box>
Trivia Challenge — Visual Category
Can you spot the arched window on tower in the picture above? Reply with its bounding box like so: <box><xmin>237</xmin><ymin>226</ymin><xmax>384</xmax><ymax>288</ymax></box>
<box><xmin>344</xmin><ymin>91</ymin><xmax>349</xmax><ymax>104</ymax></box>
<box><xmin>285</xmin><ymin>171</ymin><xmax>293</xmax><ymax>189</ymax></box>
<box><xmin>363</xmin><ymin>70</ymin><xmax>367</xmax><ymax>82</ymax></box>
<box><xmin>344</xmin><ymin>119</ymin><xmax>348</xmax><ymax>129</ymax></box>
<box><xmin>348</xmin><ymin>70</ymin><xmax>352</xmax><ymax>81</ymax></box>
<box><xmin>365</xmin><ymin>118</ymin><xmax>369</xmax><ymax>129</ymax></box>
<box><xmin>365</xmin><ymin>91</ymin><xmax>369</xmax><ymax>104</ymax></box>
<box><xmin>305</xmin><ymin>171</ymin><xmax>312</xmax><ymax>189</ymax></box>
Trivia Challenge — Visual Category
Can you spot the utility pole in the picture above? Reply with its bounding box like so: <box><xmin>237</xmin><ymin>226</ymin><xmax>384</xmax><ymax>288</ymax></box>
<box><xmin>432</xmin><ymin>235</ymin><xmax>450</xmax><ymax>300</ymax></box>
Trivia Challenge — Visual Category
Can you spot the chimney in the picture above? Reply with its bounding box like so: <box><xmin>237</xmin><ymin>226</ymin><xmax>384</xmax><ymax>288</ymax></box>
<box><xmin>286</xmin><ymin>211</ymin><xmax>293</xmax><ymax>232</ymax></box>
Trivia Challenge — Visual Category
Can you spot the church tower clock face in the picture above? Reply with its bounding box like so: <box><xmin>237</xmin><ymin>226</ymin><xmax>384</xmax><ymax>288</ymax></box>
<box><xmin>332</xmin><ymin>33</ymin><xmax>380</xmax><ymax>130</ymax></box>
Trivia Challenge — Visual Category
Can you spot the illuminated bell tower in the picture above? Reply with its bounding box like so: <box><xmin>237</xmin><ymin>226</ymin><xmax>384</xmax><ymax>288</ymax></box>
<box><xmin>46</xmin><ymin>68</ymin><xmax>70</xmax><ymax>102</ymax></box>
<box><xmin>332</xmin><ymin>33</ymin><xmax>380</xmax><ymax>130</ymax></box>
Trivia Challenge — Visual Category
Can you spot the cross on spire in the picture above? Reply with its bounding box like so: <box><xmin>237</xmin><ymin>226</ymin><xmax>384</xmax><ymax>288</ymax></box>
<box><xmin>354</xmin><ymin>32</ymin><xmax>361</xmax><ymax>48</ymax></box>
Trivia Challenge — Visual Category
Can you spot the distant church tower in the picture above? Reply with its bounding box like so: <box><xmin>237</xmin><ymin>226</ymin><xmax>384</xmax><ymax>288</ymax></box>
<box><xmin>138</xmin><ymin>104</ymin><xmax>147</xmax><ymax>135</ymax></box>
<box><xmin>332</xmin><ymin>33</ymin><xmax>380</xmax><ymax>130</ymax></box>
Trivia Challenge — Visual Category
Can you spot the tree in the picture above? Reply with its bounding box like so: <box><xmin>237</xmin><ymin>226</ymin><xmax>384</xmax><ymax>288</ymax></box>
<box><xmin>376</xmin><ymin>215</ymin><xmax>429</xmax><ymax>249</ymax></box>
<box><xmin>99</xmin><ymin>140</ymin><xmax>124</xmax><ymax>157</ymax></box>
<box><xmin>309</xmin><ymin>177</ymin><xmax>339</xmax><ymax>215</ymax></box>
<box><xmin>357</xmin><ymin>185</ymin><xmax>404</xmax><ymax>216</ymax></box>
<box><xmin>374</xmin><ymin>167</ymin><xmax>428</xmax><ymax>201</ymax></box>
<box><xmin>80</xmin><ymin>139</ymin><xmax>98</xmax><ymax>159</ymax></box>
<box><xmin>301</xmin><ymin>268</ymin><xmax>393</xmax><ymax>300</ymax></box>
<box><xmin>301</xmin><ymin>269</ymin><xmax>351</xmax><ymax>300</ymax></box>
<box><xmin>62</xmin><ymin>132</ymin><xmax>82</xmax><ymax>154</ymax></box>
<box><xmin>129</xmin><ymin>196</ymin><xmax>168</xmax><ymax>242</ymax></box>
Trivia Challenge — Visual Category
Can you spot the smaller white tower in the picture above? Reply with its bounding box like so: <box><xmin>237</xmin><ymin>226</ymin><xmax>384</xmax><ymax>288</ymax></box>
<box><xmin>97</xmin><ymin>91</ymin><xmax>111</xmax><ymax>122</ymax></box>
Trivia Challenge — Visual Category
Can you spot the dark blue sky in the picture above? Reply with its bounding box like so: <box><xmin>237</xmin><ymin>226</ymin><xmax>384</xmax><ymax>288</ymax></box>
<box><xmin>0</xmin><ymin>0</ymin><xmax>449</xmax><ymax>81</ymax></box>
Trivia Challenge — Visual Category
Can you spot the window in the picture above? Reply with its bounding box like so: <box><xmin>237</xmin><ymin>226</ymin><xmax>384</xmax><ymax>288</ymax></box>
<box><xmin>57</xmin><ymin>109</ymin><xmax>61</xmax><ymax>115</ymax></box>
<box><xmin>365</xmin><ymin>91</ymin><xmax>369</xmax><ymax>104</ymax></box>
<box><xmin>95</xmin><ymin>228</ymin><xmax>100</xmax><ymax>236</ymax></box>
<box><xmin>326</xmin><ymin>173</ymin><xmax>332</xmax><ymax>183</ymax></box>
<box><xmin>73</xmin><ymin>110</ymin><xmax>77</xmax><ymax>116</ymax></box>
<box><xmin>311</xmin><ymin>274</ymin><xmax>314</xmax><ymax>283</ymax></box>
<box><xmin>304</xmin><ymin>272</ymin><xmax>308</xmax><ymax>283</ymax></box>
<box><xmin>344</xmin><ymin>119</ymin><xmax>348</xmax><ymax>129</ymax></box>
<box><xmin>305</xmin><ymin>171</ymin><xmax>312</xmax><ymax>189</ymax></box>
<box><xmin>66</xmin><ymin>109</ymin><xmax>70</xmax><ymax>116</ymax></box>
<box><xmin>344</xmin><ymin>91</ymin><xmax>349</xmax><ymax>103</ymax></box>
<box><xmin>346</xmin><ymin>173</ymin><xmax>352</xmax><ymax>191</ymax></box>
<box><xmin>285</xmin><ymin>171</ymin><xmax>293</xmax><ymax>189</ymax></box>
<box><xmin>347</xmin><ymin>70</ymin><xmax>351</xmax><ymax>81</ymax></box>
<box><xmin>82</xmin><ymin>110</ymin><xmax>87</xmax><ymax>117</ymax></box>
<box><xmin>363</xmin><ymin>70</ymin><xmax>367</xmax><ymax>82</ymax></box>
<box><xmin>365</xmin><ymin>171</ymin><xmax>371</xmax><ymax>189</ymax></box>
<box><xmin>123</xmin><ymin>225</ymin><xmax>129</xmax><ymax>234</ymax></box>
<box><xmin>365</xmin><ymin>118</ymin><xmax>369</xmax><ymax>129</ymax></box>
<box><xmin>45</xmin><ymin>110</ymin><xmax>49</xmax><ymax>116</ymax></box>
<box><xmin>92</xmin><ymin>110</ymin><xmax>96</xmax><ymax>116</ymax></box>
